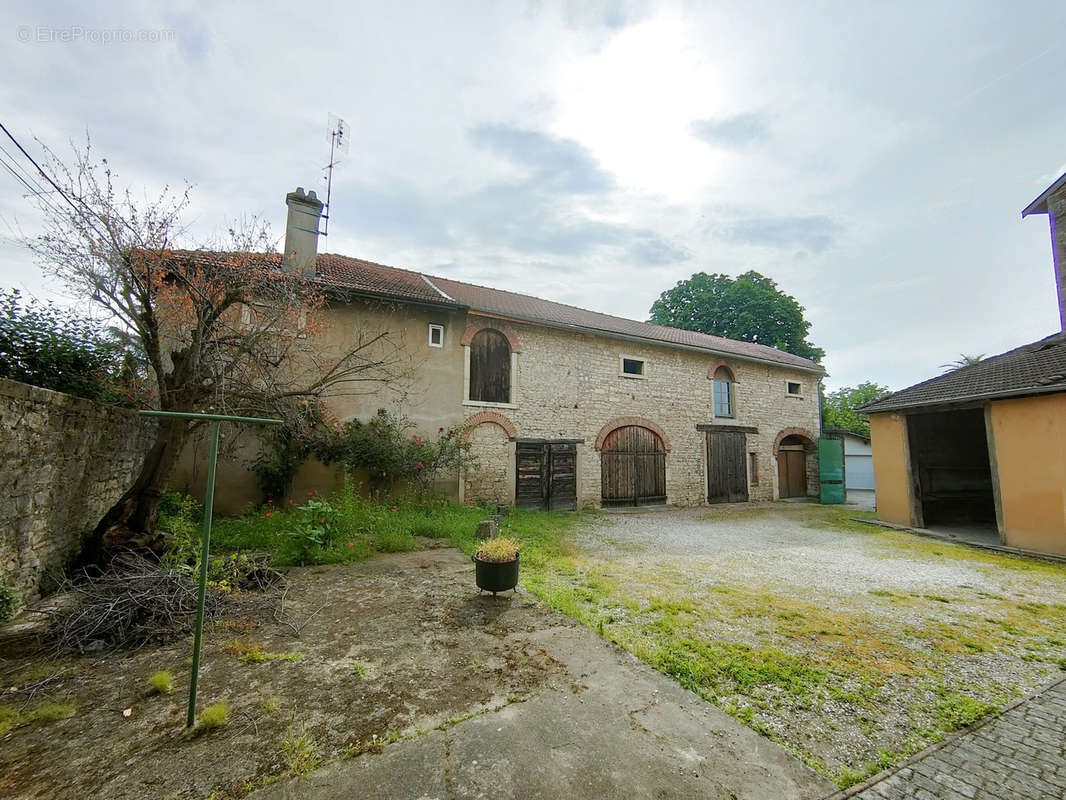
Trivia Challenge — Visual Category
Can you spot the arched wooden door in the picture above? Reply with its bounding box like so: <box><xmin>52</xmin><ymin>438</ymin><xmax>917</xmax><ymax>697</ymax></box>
<box><xmin>777</xmin><ymin>435</ymin><xmax>808</xmax><ymax>498</ymax></box>
<box><xmin>601</xmin><ymin>425</ymin><xmax>666</xmax><ymax>507</ymax></box>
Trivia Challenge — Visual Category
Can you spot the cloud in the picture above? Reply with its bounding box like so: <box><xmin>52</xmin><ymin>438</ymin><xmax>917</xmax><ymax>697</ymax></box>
<box><xmin>715</xmin><ymin>215</ymin><xmax>841</xmax><ymax>254</ymax></box>
<box><xmin>468</xmin><ymin>124</ymin><xmax>614</xmax><ymax>194</ymax></box>
<box><xmin>691</xmin><ymin>112</ymin><xmax>771</xmax><ymax>148</ymax></box>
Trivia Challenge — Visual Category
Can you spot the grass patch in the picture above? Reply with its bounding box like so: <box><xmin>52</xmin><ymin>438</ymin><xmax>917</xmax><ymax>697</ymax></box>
<box><xmin>281</xmin><ymin>722</ymin><xmax>319</xmax><ymax>776</ymax></box>
<box><xmin>933</xmin><ymin>688</ymin><xmax>998</xmax><ymax>731</ymax></box>
<box><xmin>197</xmin><ymin>701</ymin><xmax>230</xmax><ymax>730</ymax></box>
<box><xmin>0</xmin><ymin>701</ymin><xmax>76</xmax><ymax>734</ymax></box>
<box><xmin>647</xmin><ymin>637</ymin><xmax>826</xmax><ymax>698</ymax></box>
<box><xmin>148</xmin><ymin>670</ymin><xmax>175</xmax><ymax>695</ymax></box>
<box><xmin>224</xmin><ymin>639</ymin><xmax>303</xmax><ymax>664</ymax></box>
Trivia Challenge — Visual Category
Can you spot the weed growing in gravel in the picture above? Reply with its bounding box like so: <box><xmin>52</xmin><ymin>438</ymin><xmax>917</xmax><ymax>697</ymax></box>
<box><xmin>148</xmin><ymin>670</ymin><xmax>174</xmax><ymax>695</ymax></box>
<box><xmin>281</xmin><ymin>719</ymin><xmax>319</xmax><ymax>776</ymax></box>
<box><xmin>197</xmin><ymin>701</ymin><xmax>230</xmax><ymax>729</ymax></box>
<box><xmin>224</xmin><ymin>639</ymin><xmax>303</xmax><ymax>664</ymax></box>
<box><xmin>0</xmin><ymin>701</ymin><xmax>76</xmax><ymax>735</ymax></box>
<box><xmin>933</xmin><ymin>687</ymin><xmax>998</xmax><ymax>731</ymax></box>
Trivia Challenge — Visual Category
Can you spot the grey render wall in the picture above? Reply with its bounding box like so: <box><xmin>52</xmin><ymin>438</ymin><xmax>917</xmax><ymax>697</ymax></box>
<box><xmin>0</xmin><ymin>379</ymin><xmax>157</xmax><ymax>607</ymax></box>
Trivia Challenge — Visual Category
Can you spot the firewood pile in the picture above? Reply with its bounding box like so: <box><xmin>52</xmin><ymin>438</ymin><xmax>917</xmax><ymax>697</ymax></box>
<box><xmin>43</xmin><ymin>554</ymin><xmax>221</xmax><ymax>653</ymax></box>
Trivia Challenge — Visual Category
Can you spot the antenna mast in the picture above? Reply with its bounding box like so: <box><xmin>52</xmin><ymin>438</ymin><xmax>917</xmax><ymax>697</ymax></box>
<box><xmin>322</xmin><ymin>114</ymin><xmax>349</xmax><ymax>238</ymax></box>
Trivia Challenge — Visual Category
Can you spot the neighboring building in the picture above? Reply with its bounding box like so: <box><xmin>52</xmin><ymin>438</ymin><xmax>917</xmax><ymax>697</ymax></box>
<box><xmin>822</xmin><ymin>428</ymin><xmax>875</xmax><ymax>502</ymax></box>
<box><xmin>861</xmin><ymin>333</ymin><xmax>1066</xmax><ymax>554</ymax></box>
<box><xmin>862</xmin><ymin>170</ymin><xmax>1066</xmax><ymax>554</ymax></box>
<box><xmin>1022</xmin><ymin>168</ymin><xmax>1066</xmax><ymax>329</ymax></box>
<box><xmin>172</xmin><ymin>188</ymin><xmax>824</xmax><ymax>512</ymax></box>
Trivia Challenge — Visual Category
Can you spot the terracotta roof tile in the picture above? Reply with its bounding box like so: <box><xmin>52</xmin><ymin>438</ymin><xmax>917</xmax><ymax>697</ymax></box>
<box><xmin>163</xmin><ymin>249</ymin><xmax>823</xmax><ymax>372</ymax></box>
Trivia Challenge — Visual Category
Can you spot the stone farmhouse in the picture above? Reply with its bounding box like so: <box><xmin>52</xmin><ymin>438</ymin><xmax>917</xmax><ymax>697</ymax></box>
<box><xmin>174</xmin><ymin>188</ymin><xmax>824</xmax><ymax>512</ymax></box>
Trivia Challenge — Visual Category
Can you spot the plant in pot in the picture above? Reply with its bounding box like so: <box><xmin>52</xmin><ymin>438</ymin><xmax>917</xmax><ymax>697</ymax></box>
<box><xmin>472</xmin><ymin>536</ymin><xmax>520</xmax><ymax>596</ymax></box>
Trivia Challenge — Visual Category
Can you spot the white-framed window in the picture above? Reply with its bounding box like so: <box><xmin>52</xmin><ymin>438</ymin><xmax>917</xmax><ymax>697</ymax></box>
<box><xmin>619</xmin><ymin>355</ymin><xmax>647</xmax><ymax>379</ymax></box>
<box><xmin>428</xmin><ymin>323</ymin><xmax>444</xmax><ymax>348</ymax></box>
<box><xmin>786</xmin><ymin>381</ymin><xmax>803</xmax><ymax>396</ymax></box>
<box><xmin>712</xmin><ymin>365</ymin><xmax>735</xmax><ymax>418</ymax></box>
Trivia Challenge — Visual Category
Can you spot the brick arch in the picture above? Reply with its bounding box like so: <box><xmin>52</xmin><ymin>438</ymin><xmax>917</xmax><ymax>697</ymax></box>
<box><xmin>462</xmin><ymin>410</ymin><xmax>518</xmax><ymax>441</ymax></box>
<box><xmin>772</xmin><ymin>427</ymin><xmax>817</xmax><ymax>456</ymax></box>
<box><xmin>594</xmin><ymin>417</ymin><xmax>671</xmax><ymax>452</ymax></box>
<box><xmin>460</xmin><ymin>320</ymin><xmax>521</xmax><ymax>353</ymax></box>
<box><xmin>707</xmin><ymin>360</ymin><xmax>737</xmax><ymax>382</ymax></box>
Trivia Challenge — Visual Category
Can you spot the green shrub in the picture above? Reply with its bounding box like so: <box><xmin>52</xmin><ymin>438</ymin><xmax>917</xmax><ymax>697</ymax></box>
<box><xmin>197</xmin><ymin>701</ymin><xmax>230</xmax><ymax>729</ymax></box>
<box><xmin>285</xmin><ymin>497</ymin><xmax>341</xmax><ymax>564</ymax></box>
<box><xmin>0</xmin><ymin>579</ymin><xmax>20</xmax><ymax>624</ymax></box>
<box><xmin>0</xmin><ymin>288</ymin><xmax>147</xmax><ymax>405</ymax></box>
<box><xmin>148</xmin><ymin>670</ymin><xmax>174</xmax><ymax>695</ymax></box>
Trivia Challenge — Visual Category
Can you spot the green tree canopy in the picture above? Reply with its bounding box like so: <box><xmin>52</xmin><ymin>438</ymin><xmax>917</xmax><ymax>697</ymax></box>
<box><xmin>648</xmin><ymin>271</ymin><xmax>824</xmax><ymax>362</ymax></box>
<box><xmin>822</xmin><ymin>382</ymin><xmax>891</xmax><ymax>437</ymax></box>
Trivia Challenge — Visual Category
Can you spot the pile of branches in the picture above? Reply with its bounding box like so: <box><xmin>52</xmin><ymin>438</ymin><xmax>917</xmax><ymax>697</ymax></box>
<box><xmin>44</xmin><ymin>553</ymin><xmax>222</xmax><ymax>653</ymax></box>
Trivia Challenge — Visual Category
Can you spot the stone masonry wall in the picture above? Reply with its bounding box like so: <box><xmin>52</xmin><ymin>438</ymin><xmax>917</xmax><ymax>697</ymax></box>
<box><xmin>0</xmin><ymin>379</ymin><xmax>157</xmax><ymax>607</ymax></box>
<box><xmin>1048</xmin><ymin>189</ymin><xmax>1066</xmax><ymax>331</ymax></box>
<box><xmin>461</xmin><ymin>317</ymin><xmax>822</xmax><ymax>507</ymax></box>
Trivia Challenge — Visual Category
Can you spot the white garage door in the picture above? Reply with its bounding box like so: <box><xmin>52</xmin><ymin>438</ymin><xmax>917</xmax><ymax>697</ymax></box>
<box><xmin>845</xmin><ymin>454</ymin><xmax>875</xmax><ymax>490</ymax></box>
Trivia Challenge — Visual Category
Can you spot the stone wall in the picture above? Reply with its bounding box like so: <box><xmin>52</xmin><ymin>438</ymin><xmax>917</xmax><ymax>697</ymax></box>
<box><xmin>167</xmin><ymin>295</ymin><xmax>824</xmax><ymax>511</ymax></box>
<box><xmin>460</xmin><ymin>316</ymin><xmax>823</xmax><ymax>507</ymax></box>
<box><xmin>1048</xmin><ymin>188</ymin><xmax>1066</xmax><ymax>331</ymax></box>
<box><xmin>0</xmin><ymin>379</ymin><xmax>157</xmax><ymax>607</ymax></box>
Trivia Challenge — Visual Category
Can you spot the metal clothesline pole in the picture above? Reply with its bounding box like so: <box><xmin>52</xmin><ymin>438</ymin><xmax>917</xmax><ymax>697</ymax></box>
<box><xmin>138</xmin><ymin>410</ymin><xmax>282</xmax><ymax>727</ymax></box>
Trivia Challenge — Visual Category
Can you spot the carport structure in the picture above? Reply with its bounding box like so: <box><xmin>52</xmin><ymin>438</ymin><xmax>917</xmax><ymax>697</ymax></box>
<box><xmin>861</xmin><ymin>331</ymin><xmax>1066</xmax><ymax>555</ymax></box>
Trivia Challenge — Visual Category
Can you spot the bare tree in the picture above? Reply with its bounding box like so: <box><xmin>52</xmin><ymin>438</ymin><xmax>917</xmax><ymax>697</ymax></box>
<box><xmin>23</xmin><ymin>139</ymin><xmax>408</xmax><ymax>557</ymax></box>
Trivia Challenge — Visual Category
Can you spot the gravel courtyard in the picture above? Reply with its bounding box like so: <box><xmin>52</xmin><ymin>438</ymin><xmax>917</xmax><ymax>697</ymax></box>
<box><xmin>528</xmin><ymin>503</ymin><xmax>1066</xmax><ymax>788</ymax></box>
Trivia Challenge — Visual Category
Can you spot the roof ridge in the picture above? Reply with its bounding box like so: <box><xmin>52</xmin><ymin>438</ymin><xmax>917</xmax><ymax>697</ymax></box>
<box><xmin>427</xmin><ymin>271</ymin><xmax>804</xmax><ymax>361</ymax></box>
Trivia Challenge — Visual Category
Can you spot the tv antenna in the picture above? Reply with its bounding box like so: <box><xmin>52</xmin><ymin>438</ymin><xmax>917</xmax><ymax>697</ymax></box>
<box><xmin>322</xmin><ymin>114</ymin><xmax>349</xmax><ymax>237</ymax></box>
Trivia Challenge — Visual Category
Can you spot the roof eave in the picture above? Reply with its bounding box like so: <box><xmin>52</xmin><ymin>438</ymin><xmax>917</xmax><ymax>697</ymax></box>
<box><xmin>862</xmin><ymin>382</ymin><xmax>1066</xmax><ymax>415</ymax></box>
<box><xmin>1021</xmin><ymin>170</ymin><xmax>1066</xmax><ymax>218</ymax></box>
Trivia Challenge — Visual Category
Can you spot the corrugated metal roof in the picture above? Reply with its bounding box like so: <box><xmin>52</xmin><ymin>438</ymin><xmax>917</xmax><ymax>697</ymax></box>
<box><xmin>860</xmin><ymin>331</ymin><xmax>1066</xmax><ymax>414</ymax></box>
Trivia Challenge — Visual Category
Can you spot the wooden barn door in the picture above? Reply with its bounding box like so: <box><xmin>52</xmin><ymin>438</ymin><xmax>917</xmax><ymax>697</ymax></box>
<box><xmin>600</xmin><ymin>426</ymin><xmax>666</xmax><ymax>507</ymax></box>
<box><xmin>516</xmin><ymin>442</ymin><xmax>577</xmax><ymax>510</ymax></box>
<box><xmin>706</xmin><ymin>430</ymin><xmax>748</xmax><ymax>503</ymax></box>
<box><xmin>778</xmin><ymin>448</ymin><xmax>807</xmax><ymax>498</ymax></box>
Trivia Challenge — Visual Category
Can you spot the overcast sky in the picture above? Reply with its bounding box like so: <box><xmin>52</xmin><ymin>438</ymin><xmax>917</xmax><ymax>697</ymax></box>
<box><xmin>1</xmin><ymin>1</ymin><xmax>1064</xmax><ymax>391</ymax></box>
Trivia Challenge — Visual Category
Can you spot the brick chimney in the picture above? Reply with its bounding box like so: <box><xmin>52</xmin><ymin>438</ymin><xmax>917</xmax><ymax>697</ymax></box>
<box><xmin>282</xmin><ymin>187</ymin><xmax>323</xmax><ymax>276</ymax></box>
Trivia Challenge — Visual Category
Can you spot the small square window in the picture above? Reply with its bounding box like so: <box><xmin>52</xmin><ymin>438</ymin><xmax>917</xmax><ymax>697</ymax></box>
<box><xmin>786</xmin><ymin>381</ymin><xmax>802</xmax><ymax>396</ymax></box>
<box><xmin>620</xmin><ymin>356</ymin><xmax>646</xmax><ymax>377</ymax></box>
<box><xmin>428</xmin><ymin>324</ymin><xmax>444</xmax><ymax>348</ymax></box>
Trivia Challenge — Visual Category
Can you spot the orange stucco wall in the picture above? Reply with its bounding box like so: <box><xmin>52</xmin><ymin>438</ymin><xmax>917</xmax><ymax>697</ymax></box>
<box><xmin>989</xmin><ymin>394</ymin><xmax>1066</xmax><ymax>554</ymax></box>
<box><xmin>869</xmin><ymin>412</ymin><xmax>914</xmax><ymax>526</ymax></box>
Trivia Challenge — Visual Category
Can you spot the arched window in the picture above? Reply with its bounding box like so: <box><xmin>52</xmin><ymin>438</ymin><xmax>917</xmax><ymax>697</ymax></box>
<box><xmin>469</xmin><ymin>329</ymin><xmax>511</xmax><ymax>403</ymax></box>
<box><xmin>713</xmin><ymin>366</ymin><xmax>734</xmax><ymax>418</ymax></box>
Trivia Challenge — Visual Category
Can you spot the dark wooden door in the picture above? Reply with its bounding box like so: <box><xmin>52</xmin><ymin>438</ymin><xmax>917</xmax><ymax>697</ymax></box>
<box><xmin>548</xmin><ymin>444</ymin><xmax>577</xmax><ymax>511</ymax></box>
<box><xmin>778</xmin><ymin>449</ymin><xmax>807</xmax><ymax>498</ymax></box>
<box><xmin>516</xmin><ymin>444</ymin><xmax>547</xmax><ymax>509</ymax></box>
<box><xmin>601</xmin><ymin>425</ymin><xmax>666</xmax><ymax>507</ymax></box>
<box><xmin>516</xmin><ymin>442</ymin><xmax>577</xmax><ymax>510</ymax></box>
<box><xmin>707</xmin><ymin>431</ymin><xmax>748</xmax><ymax>503</ymax></box>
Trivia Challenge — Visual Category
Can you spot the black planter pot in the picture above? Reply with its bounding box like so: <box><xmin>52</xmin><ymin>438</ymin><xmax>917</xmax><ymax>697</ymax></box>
<box><xmin>472</xmin><ymin>553</ymin><xmax>519</xmax><ymax>595</ymax></box>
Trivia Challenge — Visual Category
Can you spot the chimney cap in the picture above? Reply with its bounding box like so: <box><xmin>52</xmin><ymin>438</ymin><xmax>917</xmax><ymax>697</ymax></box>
<box><xmin>287</xmin><ymin>186</ymin><xmax>323</xmax><ymax>209</ymax></box>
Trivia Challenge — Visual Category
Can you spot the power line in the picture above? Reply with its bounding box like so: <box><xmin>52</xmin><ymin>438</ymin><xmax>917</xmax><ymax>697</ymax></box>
<box><xmin>0</xmin><ymin>121</ymin><xmax>115</xmax><ymax>245</ymax></box>
<box><xmin>0</xmin><ymin>145</ymin><xmax>67</xmax><ymax>220</ymax></box>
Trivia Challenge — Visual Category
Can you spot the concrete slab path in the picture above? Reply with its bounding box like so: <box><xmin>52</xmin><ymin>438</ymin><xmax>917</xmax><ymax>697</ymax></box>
<box><xmin>251</xmin><ymin>605</ymin><xmax>834</xmax><ymax>800</ymax></box>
